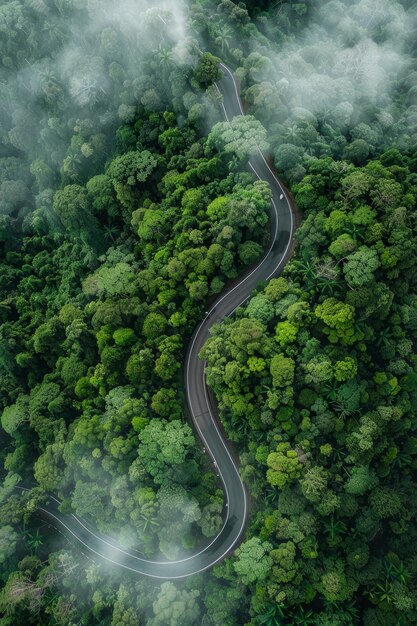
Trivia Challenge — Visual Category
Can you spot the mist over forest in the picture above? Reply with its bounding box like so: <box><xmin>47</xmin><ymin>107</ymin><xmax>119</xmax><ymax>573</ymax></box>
<box><xmin>2</xmin><ymin>0</ymin><xmax>417</xmax><ymax>226</ymax></box>
<box><xmin>0</xmin><ymin>0</ymin><xmax>190</xmax><ymax>224</ymax></box>
<box><xmin>1</xmin><ymin>0</ymin><xmax>417</xmax><ymax>625</ymax></box>
<box><xmin>235</xmin><ymin>0</ymin><xmax>417</xmax><ymax>179</ymax></box>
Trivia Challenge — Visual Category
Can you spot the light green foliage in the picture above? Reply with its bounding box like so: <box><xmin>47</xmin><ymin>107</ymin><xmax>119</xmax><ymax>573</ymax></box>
<box><xmin>246</xmin><ymin>294</ymin><xmax>274</xmax><ymax>324</ymax></box>
<box><xmin>318</xmin><ymin>561</ymin><xmax>352</xmax><ymax>602</ymax></box>
<box><xmin>324</xmin><ymin>209</ymin><xmax>350</xmax><ymax>237</ymax></box>
<box><xmin>150</xmin><ymin>582</ymin><xmax>200</xmax><ymax>626</ymax></box>
<box><xmin>72</xmin><ymin>481</ymin><xmax>106</xmax><ymax>521</ymax></box>
<box><xmin>207</xmin><ymin>195</ymin><xmax>229</xmax><ymax>221</ymax></box>
<box><xmin>329</xmin><ymin>233</ymin><xmax>357</xmax><ymax>258</ymax></box>
<box><xmin>267</xmin><ymin>443</ymin><xmax>303</xmax><ymax>488</ymax></box>
<box><xmin>304</xmin><ymin>355</ymin><xmax>333</xmax><ymax>384</ymax></box>
<box><xmin>1</xmin><ymin>395</ymin><xmax>29</xmax><ymax>436</ymax></box>
<box><xmin>287</xmin><ymin>302</ymin><xmax>310</xmax><ymax>327</ymax></box>
<box><xmin>142</xmin><ymin>313</ymin><xmax>166</xmax><ymax>340</ymax></box>
<box><xmin>274</xmin><ymin>320</ymin><xmax>298</xmax><ymax>347</ymax></box>
<box><xmin>83</xmin><ymin>262</ymin><xmax>135</xmax><ymax>297</ymax></box>
<box><xmin>343</xmin><ymin>246</ymin><xmax>380</xmax><ymax>287</ymax></box>
<box><xmin>345</xmin><ymin>466</ymin><xmax>377</xmax><ymax>496</ymax></box>
<box><xmin>157</xmin><ymin>484</ymin><xmax>201</xmax><ymax>527</ymax></box>
<box><xmin>229</xmin><ymin>317</ymin><xmax>267</xmax><ymax>355</ymax></box>
<box><xmin>270</xmin><ymin>540</ymin><xmax>298</xmax><ymax>583</ymax></box>
<box><xmin>239</xmin><ymin>240</ymin><xmax>263</xmax><ymax>265</ymax></box>
<box><xmin>137</xmin><ymin>209</ymin><xmax>165</xmax><ymax>241</ymax></box>
<box><xmin>199</xmin><ymin>500</ymin><xmax>223</xmax><ymax>538</ymax></box>
<box><xmin>113</xmin><ymin>328</ymin><xmax>136</xmax><ymax>347</ymax></box>
<box><xmin>315</xmin><ymin>298</ymin><xmax>361</xmax><ymax>345</ymax></box>
<box><xmin>111</xmin><ymin>585</ymin><xmax>141</xmax><ymax>626</ymax></box>
<box><xmin>247</xmin><ymin>356</ymin><xmax>266</xmax><ymax>373</ymax></box>
<box><xmin>34</xmin><ymin>443</ymin><xmax>64</xmax><ymax>492</ymax></box>
<box><xmin>369</xmin><ymin>487</ymin><xmax>402</xmax><ymax>519</ymax></box>
<box><xmin>334</xmin><ymin>357</ymin><xmax>357</xmax><ymax>382</ymax></box>
<box><xmin>106</xmin><ymin>150</ymin><xmax>159</xmax><ymax>208</ymax></box>
<box><xmin>300</xmin><ymin>466</ymin><xmax>329</xmax><ymax>503</ymax></box>
<box><xmin>157</xmin><ymin>483</ymin><xmax>201</xmax><ymax>558</ymax></box>
<box><xmin>52</xmin><ymin>186</ymin><xmax>87</xmax><ymax>226</ymax></box>
<box><xmin>234</xmin><ymin>537</ymin><xmax>273</xmax><ymax>584</ymax></box>
<box><xmin>137</xmin><ymin>420</ymin><xmax>194</xmax><ymax>484</ymax></box>
<box><xmin>208</xmin><ymin>115</ymin><xmax>269</xmax><ymax>162</ymax></box>
<box><xmin>264</xmin><ymin>277</ymin><xmax>289</xmax><ymax>302</ymax></box>
<box><xmin>86</xmin><ymin>174</ymin><xmax>118</xmax><ymax>218</ymax></box>
<box><xmin>270</xmin><ymin>353</ymin><xmax>295</xmax><ymax>387</ymax></box>
<box><xmin>107</xmin><ymin>150</ymin><xmax>158</xmax><ymax>187</ymax></box>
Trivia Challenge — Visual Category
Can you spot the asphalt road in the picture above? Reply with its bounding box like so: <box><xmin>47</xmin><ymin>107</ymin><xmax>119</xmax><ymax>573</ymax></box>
<box><xmin>14</xmin><ymin>63</ymin><xmax>296</xmax><ymax>579</ymax></box>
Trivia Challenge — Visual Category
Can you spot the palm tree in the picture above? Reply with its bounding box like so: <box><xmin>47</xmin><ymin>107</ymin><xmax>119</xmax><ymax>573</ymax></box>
<box><xmin>62</xmin><ymin>152</ymin><xmax>83</xmax><ymax>181</ymax></box>
<box><xmin>393</xmin><ymin>449</ymin><xmax>411</xmax><ymax>469</ymax></box>
<box><xmin>137</xmin><ymin>504</ymin><xmax>160</xmax><ymax>533</ymax></box>
<box><xmin>317</xmin><ymin>107</ymin><xmax>333</xmax><ymax>126</ymax></box>
<box><xmin>25</xmin><ymin>529</ymin><xmax>44</xmax><ymax>553</ymax></box>
<box><xmin>292</xmin><ymin>260</ymin><xmax>317</xmax><ymax>287</ymax></box>
<box><xmin>215</xmin><ymin>25</ymin><xmax>233</xmax><ymax>52</ymax></box>
<box><xmin>384</xmin><ymin>558</ymin><xmax>411</xmax><ymax>585</ymax></box>
<box><xmin>322</xmin><ymin>598</ymin><xmax>358</xmax><ymax>617</ymax></box>
<box><xmin>367</xmin><ymin>579</ymin><xmax>394</xmax><ymax>606</ymax></box>
<box><xmin>331</xmin><ymin>399</ymin><xmax>360</xmax><ymax>420</ymax></box>
<box><xmin>346</xmin><ymin>222</ymin><xmax>367</xmax><ymax>238</ymax></box>
<box><xmin>251</xmin><ymin>429</ymin><xmax>266</xmax><ymax>444</ymax></box>
<box><xmin>323</xmin><ymin>381</ymin><xmax>339</xmax><ymax>402</ymax></box>
<box><xmin>375</xmin><ymin>326</ymin><xmax>393</xmax><ymax>348</ymax></box>
<box><xmin>332</xmin><ymin>446</ymin><xmax>347</xmax><ymax>462</ymax></box>
<box><xmin>265</xmin><ymin>486</ymin><xmax>279</xmax><ymax>505</ymax></box>
<box><xmin>284</xmin><ymin>124</ymin><xmax>299</xmax><ymax>144</ymax></box>
<box><xmin>339</xmin><ymin>599</ymin><xmax>360</xmax><ymax>619</ymax></box>
<box><xmin>188</xmin><ymin>18</ymin><xmax>201</xmax><ymax>36</ymax></box>
<box><xmin>155</xmin><ymin>45</ymin><xmax>174</xmax><ymax>72</ymax></box>
<box><xmin>230</xmin><ymin>412</ymin><xmax>249</xmax><ymax>437</ymax></box>
<box><xmin>256</xmin><ymin>602</ymin><xmax>285</xmax><ymax>626</ymax></box>
<box><xmin>289</xmin><ymin>606</ymin><xmax>315</xmax><ymax>625</ymax></box>
<box><xmin>323</xmin><ymin>515</ymin><xmax>347</xmax><ymax>542</ymax></box>
<box><xmin>316</xmin><ymin>276</ymin><xmax>344</xmax><ymax>296</ymax></box>
<box><xmin>103</xmin><ymin>224</ymin><xmax>120</xmax><ymax>242</ymax></box>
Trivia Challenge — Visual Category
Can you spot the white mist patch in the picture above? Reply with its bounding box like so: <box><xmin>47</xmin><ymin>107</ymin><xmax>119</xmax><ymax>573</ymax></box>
<box><xmin>252</xmin><ymin>0</ymin><xmax>414</xmax><ymax>122</ymax></box>
<box><xmin>85</xmin><ymin>0</ymin><xmax>187</xmax><ymax>47</ymax></box>
<box><xmin>0</xmin><ymin>0</ymin><xmax>191</xmax><ymax>160</ymax></box>
<box><xmin>55</xmin><ymin>0</ymin><xmax>188</xmax><ymax>107</ymax></box>
<box><xmin>65</xmin><ymin>52</ymin><xmax>108</xmax><ymax>107</ymax></box>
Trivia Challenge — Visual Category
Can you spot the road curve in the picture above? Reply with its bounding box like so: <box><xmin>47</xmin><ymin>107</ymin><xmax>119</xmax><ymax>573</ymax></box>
<box><xmin>14</xmin><ymin>63</ymin><xmax>296</xmax><ymax>578</ymax></box>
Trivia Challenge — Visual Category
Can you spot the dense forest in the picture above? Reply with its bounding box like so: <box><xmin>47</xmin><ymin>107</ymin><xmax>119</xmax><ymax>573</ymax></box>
<box><xmin>1</xmin><ymin>0</ymin><xmax>417</xmax><ymax>624</ymax></box>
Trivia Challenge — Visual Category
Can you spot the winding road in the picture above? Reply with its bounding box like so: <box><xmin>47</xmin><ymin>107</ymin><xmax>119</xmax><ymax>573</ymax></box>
<box><xmin>15</xmin><ymin>63</ymin><xmax>296</xmax><ymax>579</ymax></box>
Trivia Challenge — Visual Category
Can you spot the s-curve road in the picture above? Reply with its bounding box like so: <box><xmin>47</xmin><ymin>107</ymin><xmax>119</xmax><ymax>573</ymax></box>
<box><xmin>14</xmin><ymin>62</ymin><xmax>296</xmax><ymax>579</ymax></box>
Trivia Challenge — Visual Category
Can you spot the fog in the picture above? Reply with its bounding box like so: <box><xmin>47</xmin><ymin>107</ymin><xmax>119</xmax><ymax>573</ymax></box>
<box><xmin>239</xmin><ymin>0</ymin><xmax>417</xmax><ymax>155</ymax></box>
<box><xmin>0</xmin><ymin>0</ymin><xmax>188</xmax><ymax>175</ymax></box>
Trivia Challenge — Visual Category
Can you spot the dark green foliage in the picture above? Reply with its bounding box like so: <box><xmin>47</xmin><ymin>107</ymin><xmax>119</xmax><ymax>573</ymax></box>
<box><xmin>203</xmin><ymin>155</ymin><xmax>417</xmax><ymax>623</ymax></box>
<box><xmin>1</xmin><ymin>0</ymin><xmax>417</xmax><ymax>624</ymax></box>
<box><xmin>194</xmin><ymin>52</ymin><xmax>222</xmax><ymax>88</ymax></box>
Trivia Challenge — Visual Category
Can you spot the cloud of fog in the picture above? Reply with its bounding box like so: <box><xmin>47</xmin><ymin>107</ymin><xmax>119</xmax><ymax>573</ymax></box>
<box><xmin>246</xmin><ymin>0</ymin><xmax>416</xmax><ymax>136</ymax></box>
<box><xmin>0</xmin><ymin>0</ymin><xmax>188</xmax><ymax>168</ymax></box>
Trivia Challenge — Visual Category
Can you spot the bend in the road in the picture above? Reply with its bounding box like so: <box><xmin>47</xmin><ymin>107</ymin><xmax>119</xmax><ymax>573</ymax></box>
<box><xmin>11</xmin><ymin>62</ymin><xmax>297</xmax><ymax>579</ymax></box>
